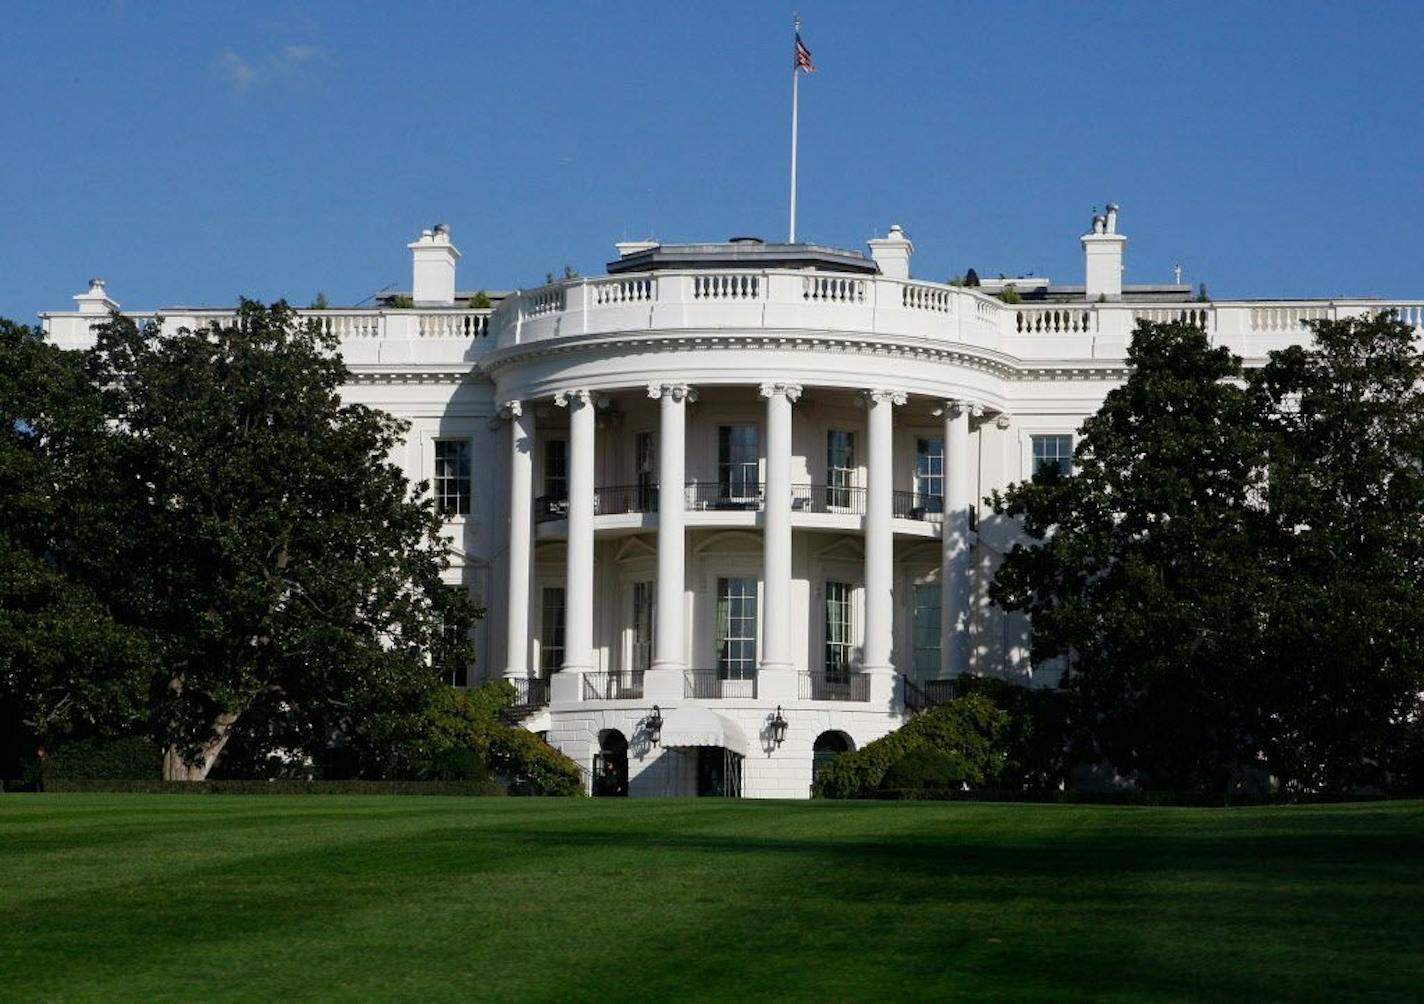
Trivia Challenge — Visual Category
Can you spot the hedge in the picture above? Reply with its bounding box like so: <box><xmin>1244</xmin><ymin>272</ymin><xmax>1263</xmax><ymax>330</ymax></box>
<box><xmin>815</xmin><ymin>692</ymin><xmax>1008</xmax><ymax>798</ymax></box>
<box><xmin>41</xmin><ymin>735</ymin><xmax>163</xmax><ymax>781</ymax></box>
<box><xmin>880</xmin><ymin>746</ymin><xmax>965</xmax><ymax>793</ymax></box>
<box><xmin>35</xmin><ymin>779</ymin><xmax>507</xmax><ymax>795</ymax></box>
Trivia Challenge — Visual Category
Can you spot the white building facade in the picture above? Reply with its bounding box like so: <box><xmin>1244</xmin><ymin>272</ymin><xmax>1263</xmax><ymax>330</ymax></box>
<box><xmin>42</xmin><ymin>214</ymin><xmax>1424</xmax><ymax>798</ymax></box>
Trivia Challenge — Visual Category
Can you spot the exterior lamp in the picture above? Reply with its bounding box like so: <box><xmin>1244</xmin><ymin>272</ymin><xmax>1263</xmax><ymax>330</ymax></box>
<box><xmin>770</xmin><ymin>706</ymin><xmax>789</xmax><ymax>748</ymax></box>
<box><xmin>647</xmin><ymin>705</ymin><xmax>663</xmax><ymax>747</ymax></box>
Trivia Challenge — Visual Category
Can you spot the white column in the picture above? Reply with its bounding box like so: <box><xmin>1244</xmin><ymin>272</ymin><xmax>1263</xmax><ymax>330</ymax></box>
<box><xmin>941</xmin><ymin>399</ymin><xmax>980</xmax><ymax>680</ymax></box>
<box><xmin>758</xmin><ymin>382</ymin><xmax>801</xmax><ymax>674</ymax></box>
<box><xmin>555</xmin><ymin>389</ymin><xmax>597</xmax><ymax>676</ymax></box>
<box><xmin>863</xmin><ymin>389</ymin><xmax>905</xmax><ymax>676</ymax></box>
<box><xmin>503</xmin><ymin>401</ymin><xmax>534</xmax><ymax>679</ymax></box>
<box><xmin>649</xmin><ymin>383</ymin><xmax>694</xmax><ymax>673</ymax></box>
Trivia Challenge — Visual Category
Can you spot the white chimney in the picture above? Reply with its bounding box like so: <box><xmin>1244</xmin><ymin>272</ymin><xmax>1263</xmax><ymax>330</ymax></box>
<box><xmin>614</xmin><ymin>239</ymin><xmax>659</xmax><ymax>257</ymax></box>
<box><xmin>867</xmin><ymin>224</ymin><xmax>913</xmax><ymax>279</ymax></box>
<box><xmin>408</xmin><ymin>224</ymin><xmax>459</xmax><ymax>306</ymax></box>
<box><xmin>74</xmin><ymin>278</ymin><xmax>119</xmax><ymax>314</ymax></box>
<box><xmin>1082</xmin><ymin>202</ymin><xmax>1126</xmax><ymax>300</ymax></box>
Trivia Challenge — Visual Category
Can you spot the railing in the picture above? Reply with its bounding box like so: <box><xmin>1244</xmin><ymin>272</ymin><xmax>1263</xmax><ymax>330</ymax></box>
<box><xmin>1015</xmin><ymin>306</ymin><xmax>1095</xmax><ymax>334</ymax></box>
<box><xmin>1249</xmin><ymin>304</ymin><xmax>1330</xmax><ymax>332</ymax></box>
<box><xmin>693</xmin><ymin>273</ymin><xmax>760</xmax><ymax>300</ymax></box>
<box><xmin>892</xmin><ymin>490</ymin><xmax>934</xmax><ymax>521</ymax></box>
<box><xmin>684</xmin><ymin>670</ymin><xmax>756</xmax><ymax>699</ymax></box>
<box><xmin>791</xmin><ymin>483</ymin><xmax>866</xmax><ymax>515</ymax></box>
<box><xmin>803</xmin><ymin>275</ymin><xmax>866</xmax><ymax>304</ymax></box>
<box><xmin>416</xmin><ymin>312</ymin><xmax>491</xmax><ymax>338</ymax></box>
<box><xmin>593</xmin><ymin>484</ymin><xmax>658</xmax><ymax>516</ymax></box>
<box><xmin>508</xmin><ymin>677</ymin><xmax>550</xmax><ymax>707</ymax></box>
<box><xmin>534</xmin><ymin>494</ymin><xmax>569</xmax><ymax>523</ymax></box>
<box><xmin>592</xmin><ymin>276</ymin><xmax>653</xmax><ymax>305</ymax></box>
<box><xmin>1132</xmin><ymin>306</ymin><xmax>1211</xmax><ymax>329</ymax></box>
<box><xmin>902</xmin><ymin>677</ymin><xmax>957</xmax><ymax>711</ymax></box>
<box><xmin>582</xmin><ymin>671</ymin><xmax>645</xmax><ymax>700</ymax></box>
<box><xmin>901</xmin><ymin>280</ymin><xmax>953</xmax><ymax>313</ymax></box>
<box><xmin>798</xmin><ymin>671</ymin><xmax>870</xmax><ymax>702</ymax></box>
<box><xmin>685</xmin><ymin>482</ymin><xmax>764</xmax><ymax>511</ymax></box>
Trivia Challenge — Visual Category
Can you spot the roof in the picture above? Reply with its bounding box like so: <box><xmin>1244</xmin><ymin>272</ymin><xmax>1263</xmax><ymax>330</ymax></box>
<box><xmin>607</xmin><ymin>240</ymin><xmax>879</xmax><ymax>276</ymax></box>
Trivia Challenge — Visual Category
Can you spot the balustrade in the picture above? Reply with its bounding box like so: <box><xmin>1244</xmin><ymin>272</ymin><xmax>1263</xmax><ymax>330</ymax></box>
<box><xmin>683</xmin><ymin>670</ymin><xmax>756</xmax><ymax>699</ymax></box>
<box><xmin>900</xmin><ymin>281</ymin><xmax>952</xmax><ymax>313</ymax></box>
<box><xmin>693</xmin><ymin>273</ymin><xmax>760</xmax><ymax>300</ymax></box>
<box><xmin>1015</xmin><ymin>306</ymin><xmax>1094</xmax><ymax>334</ymax></box>
<box><xmin>1132</xmin><ymin>306</ymin><xmax>1212</xmax><ymax>330</ymax></box>
<box><xmin>803</xmin><ymin>274</ymin><xmax>865</xmax><ymax>303</ymax></box>
<box><xmin>592</xmin><ymin>276</ymin><xmax>654</xmax><ymax>305</ymax></box>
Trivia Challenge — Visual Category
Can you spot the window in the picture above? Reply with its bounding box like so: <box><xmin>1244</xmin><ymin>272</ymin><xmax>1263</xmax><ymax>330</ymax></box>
<box><xmin>716</xmin><ymin>576</ymin><xmax>757</xmax><ymax>680</ymax></box>
<box><xmin>916</xmin><ymin>437</ymin><xmax>944</xmax><ymax>514</ymax></box>
<box><xmin>718</xmin><ymin>424</ymin><xmax>759</xmax><ymax>500</ymax></box>
<box><xmin>438</xmin><ymin>585</ymin><xmax>471</xmax><ymax>687</ymax></box>
<box><xmin>434</xmin><ymin>440</ymin><xmax>471</xmax><ymax>516</ymax></box>
<box><xmin>1032</xmin><ymin>434</ymin><xmax>1073</xmax><ymax>478</ymax></box>
<box><xmin>631</xmin><ymin>580</ymin><xmax>655</xmax><ymax>672</ymax></box>
<box><xmin>539</xmin><ymin>587</ymin><xmax>565</xmax><ymax>678</ymax></box>
<box><xmin>543</xmin><ymin>440</ymin><xmax>568</xmax><ymax>500</ymax></box>
<box><xmin>826</xmin><ymin>430</ymin><xmax>856</xmax><ymax>508</ymax></box>
<box><xmin>912</xmin><ymin>583</ymin><xmax>942</xmax><ymax>682</ymax></box>
<box><xmin>824</xmin><ymin>581</ymin><xmax>853</xmax><ymax>684</ymax></box>
<box><xmin>635</xmin><ymin>432</ymin><xmax>657</xmax><ymax>510</ymax></box>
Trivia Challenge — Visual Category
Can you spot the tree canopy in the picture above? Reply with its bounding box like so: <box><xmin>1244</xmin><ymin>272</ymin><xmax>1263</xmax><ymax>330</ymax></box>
<box><xmin>991</xmin><ymin>313</ymin><xmax>1424</xmax><ymax>793</ymax></box>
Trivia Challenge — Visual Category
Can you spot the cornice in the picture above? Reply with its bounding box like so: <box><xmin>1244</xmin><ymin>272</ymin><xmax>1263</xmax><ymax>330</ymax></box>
<box><xmin>344</xmin><ymin>365</ymin><xmax>486</xmax><ymax>386</ymax></box>
<box><xmin>476</xmin><ymin>328</ymin><xmax>1130</xmax><ymax>382</ymax></box>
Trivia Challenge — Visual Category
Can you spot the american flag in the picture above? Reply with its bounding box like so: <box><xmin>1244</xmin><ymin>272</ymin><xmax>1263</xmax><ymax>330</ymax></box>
<box><xmin>794</xmin><ymin>33</ymin><xmax>814</xmax><ymax>73</ymax></box>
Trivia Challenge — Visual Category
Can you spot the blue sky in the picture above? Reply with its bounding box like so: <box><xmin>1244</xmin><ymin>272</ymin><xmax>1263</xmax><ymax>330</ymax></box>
<box><xmin>3</xmin><ymin>1</ymin><xmax>1421</xmax><ymax>320</ymax></box>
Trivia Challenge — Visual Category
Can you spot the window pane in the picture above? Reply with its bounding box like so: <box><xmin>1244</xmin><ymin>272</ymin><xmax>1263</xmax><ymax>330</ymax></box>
<box><xmin>826</xmin><ymin>430</ymin><xmax>855</xmax><ymax>508</ymax></box>
<box><xmin>1031</xmin><ymin>434</ymin><xmax>1073</xmax><ymax>478</ymax></box>
<box><xmin>434</xmin><ymin>440</ymin><xmax>471</xmax><ymax>516</ymax></box>
<box><xmin>635</xmin><ymin>432</ymin><xmax>657</xmax><ymax>509</ymax></box>
<box><xmin>539</xmin><ymin>587</ymin><xmax>565</xmax><ymax>678</ymax></box>
<box><xmin>718</xmin><ymin>424</ymin><xmax>758</xmax><ymax>499</ymax></box>
<box><xmin>916</xmin><ymin>438</ymin><xmax>944</xmax><ymax>513</ymax></box>
<box><xmin>439</xmin><ymin>584</ymin><xmax>471</xmax><ymax>686</ymax></box>
<box><xmin>544</xmin><ymin>440</ymin><xmax>568</xmax><ymax>499</ymax></box>
<box><xmin>632</xmin><ymin>580</ymin><xmax>655</xmax><ymax>671</ymax></box>
<box><xmin>716</xmin><ymin>576</ymin><xmax>757</xmax><ymax>680</ymax></box>
<box><xmin>824</xmin><ymin>581</ymin><xmax>853</xmax><ymax>683</ymax></box>
<box><xmin>912</xmin><ymin>583</ymin><xmax>942</xmax><ymax>682</ymax></box>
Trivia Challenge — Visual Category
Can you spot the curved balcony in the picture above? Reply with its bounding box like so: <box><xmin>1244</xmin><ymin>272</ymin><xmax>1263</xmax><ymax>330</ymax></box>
<box><xmin>535</xmin><ymin>484</ymin><xmax>941</xmax><ymax>527</ymax></box>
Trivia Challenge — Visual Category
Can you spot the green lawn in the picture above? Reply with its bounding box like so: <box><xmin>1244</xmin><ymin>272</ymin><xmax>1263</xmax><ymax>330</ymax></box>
<box><xmin>2</xmin><ymin>796</ymin><xmax>1422</xmax><ymax>1002</ymax></box>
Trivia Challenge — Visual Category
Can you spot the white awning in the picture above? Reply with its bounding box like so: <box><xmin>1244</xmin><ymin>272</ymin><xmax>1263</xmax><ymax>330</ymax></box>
<box><xmin>659</xmin><ymin>706</ymin><xmax>749</xmax><ymax>756</ymax></box>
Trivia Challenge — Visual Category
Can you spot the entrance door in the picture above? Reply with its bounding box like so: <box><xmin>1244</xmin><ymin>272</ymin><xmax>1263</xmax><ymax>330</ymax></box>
<box><xmin>696</xmin><ymin>747</ymin><xmax>743</xmax><ymax>797</ymax></box>
<box><xmin>593</xmin><ymin>729</ymin><xmax>628</xmax><ymax>797</ymax></box>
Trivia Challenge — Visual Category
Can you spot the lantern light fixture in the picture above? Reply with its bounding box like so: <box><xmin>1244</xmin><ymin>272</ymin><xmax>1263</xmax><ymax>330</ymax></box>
<box><xmin>770</xmin><ymin>706</ymin><xmax>789</xmax><ymax>748</ymax></box>
<box><xmin>647</xmin><ymin>705</ymin><xmax>664</xmax><ymax>747</ymax></box>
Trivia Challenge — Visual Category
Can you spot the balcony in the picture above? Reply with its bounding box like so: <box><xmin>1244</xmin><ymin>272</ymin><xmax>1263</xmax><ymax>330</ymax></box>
<box><xmin>791</xmin><ymin>483</ymin><xmax>865</xmax><ymax>515</ymax></box>
<box><xmin>582</xmin><ymin>671</ymin><xmax>645</xmax><ymax>700</ymax></box>
<box><xmin>535</xmin><ymin>483</ymin><xmax>946</xmax><ymax>525</ymax></box>
<box><xmin>798</xmin><ymin>671</ymin><xmax>871</xmax><ymax>702</ymax></box>
<box><xmin>902</xmin><ymin>677</ymin><xmax>957</xmax><ymax>712</ymax></box>
<box><xmin>683</xmin><ymin>670</ymin><xmax>757</xmax><ymax>699</ymax></box>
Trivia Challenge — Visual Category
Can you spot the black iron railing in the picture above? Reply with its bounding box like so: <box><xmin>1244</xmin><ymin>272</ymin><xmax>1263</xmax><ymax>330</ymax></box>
<box><xmin>903</xmin><ymin>676</ymin><xmax>957</xmax><ymax>711</ymax></box>
<box><xmin>593</xmin><ymin>484</ymin><xmax>658</xmax><ymax>516</ymax></box>
<box><xmin>790</xmin><ymin>483</ymin><xmax>866</xmax><ymax>515</ymax></box>
<box><xmin>534</xmin><ymin>494</ymin><xmax>569</xmax><ymax>523</ymax></box>
<box><xmin>509</xmin><ymin>676</ymin><xmax>550</xmax><ymax>707</ymax></box>
<box><xmin>892</xmin><ymin>490</ymin><xmax>936</xmax><ymax>521</ymax></box>
<box><xmin>683</xmin><ymin>669</ymin><xmax>757</xmax><ymax>699</ymax></box>
<box><xmin>798</xmin><ymin>670</ymin><xmax>871</xmax><ymax>702</ymax></box>
<box><xmin>582</xmin><ymin>671</ymin><xmax>645</xmax><ymax>700</ymax></box>
<box><xmin>685</xmin><ymin>482</ymin><xmax>764</xmax><ymax>511</ymax></box>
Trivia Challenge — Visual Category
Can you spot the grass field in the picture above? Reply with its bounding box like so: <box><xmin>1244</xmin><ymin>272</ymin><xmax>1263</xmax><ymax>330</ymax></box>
<box><xmin>2</xmin><ymin>796</ymin><xmax>1422</xmax><ymax>1002</ymax></box>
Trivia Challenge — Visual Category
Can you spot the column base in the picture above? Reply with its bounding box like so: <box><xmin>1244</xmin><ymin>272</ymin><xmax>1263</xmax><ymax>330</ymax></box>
<box><xmin>643</xmin><ymin>666</ymin><xmax>685</xmax><ymax>702</ymax></box>
<box><xmin>550</xmin><ymin>671</ymin><xmax>585</xmax><ymax>704</ymax></box>
<box><xmin>860</xmin><ymin>666</ymin><xmax>900</xmax><ymax>709</ymax></box>
<box><xmin>756</xmin><ymin>665</ymin><xmax>798</xmax><ymax>704</ymax></box>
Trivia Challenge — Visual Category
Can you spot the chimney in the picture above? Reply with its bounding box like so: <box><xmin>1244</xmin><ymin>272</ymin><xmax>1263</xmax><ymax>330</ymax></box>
<box><xmin>74</xmin><ymin>278</ymin><xmax>118</xmax><ymax>314</ymax></box>
<box><xmin>614</xmin><ymin>239</ymin><xmax>659</xmax><ymax>257</ymax></box>
<box><xmin>867</xmin><ymin>224</ymin><xmax>913</xmax><ymax>279</ymax></box>
<box><xmin>408</xmin><ymin>224</ymin><xmax>459</xmax><ymax>306</ymax></box>
<box><xmin>1081</xmin><ymin>202</ymin><xmax>1126</xmax><ymax>300</ymax></box>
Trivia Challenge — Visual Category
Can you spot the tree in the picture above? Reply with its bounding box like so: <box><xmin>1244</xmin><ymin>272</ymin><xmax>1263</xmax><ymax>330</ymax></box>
<box><xmin>0</xmin><ymin>320</ymin><xmax>152</xmax><ymax>776</ymax></box>
<box><xmin>990</xmin><ymin>321</ymin><xmax>1274</xmax><ymax>791</ymax></box>
<box><xmin>75</xmin><ymin>302</ymin><xmax>477</xmax><ymax>780</ymax></box>
<box><xmin>1251</xmin><ymin>312</ymin><xmax>1424</xmax><ymax>791</ymax></box>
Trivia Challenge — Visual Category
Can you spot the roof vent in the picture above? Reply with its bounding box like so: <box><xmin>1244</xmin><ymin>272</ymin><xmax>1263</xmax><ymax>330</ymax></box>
<box><xmin>728</xmin><ymin>236</ymin><xmax>764</xmax><ymax>245</ymax></box>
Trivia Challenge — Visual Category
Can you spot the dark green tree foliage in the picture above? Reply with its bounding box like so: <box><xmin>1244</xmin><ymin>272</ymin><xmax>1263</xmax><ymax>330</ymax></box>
<box><xmin>1251</xmin><ymin>313</ymin><xmax>1424</xmax><ymax>791</ymax></box>
<box><xmin>990</xmin><ymin>321</ymin><xmax>1274</xmax><ymax>791</ymax></box>
<box><xmin>76</xmin><ymin>302</ymin><xmax>477</xmax><ymax>779</ymax></box>
<box><xmin>0</xmin><ymin>320</ymin><xmax>152</xmax><ymax>775</ymax></box>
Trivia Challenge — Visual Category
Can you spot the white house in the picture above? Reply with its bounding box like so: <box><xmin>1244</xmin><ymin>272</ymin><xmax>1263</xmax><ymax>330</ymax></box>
<box><xmin>41</xmin><ymin>212</ymin><xmax>1424</xmax><ymax>798</ymax></box>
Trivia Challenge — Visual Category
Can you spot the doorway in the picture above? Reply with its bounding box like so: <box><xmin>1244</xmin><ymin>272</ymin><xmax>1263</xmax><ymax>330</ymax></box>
<box><xmin>593</xmin><ymin>729</ymin><xmax>628</xmax><ymax>797</ymax></box>
<box><xmin>696</xmin><ymin>746</ymin><xmax>743</xmax><ymax>797</ymax></box>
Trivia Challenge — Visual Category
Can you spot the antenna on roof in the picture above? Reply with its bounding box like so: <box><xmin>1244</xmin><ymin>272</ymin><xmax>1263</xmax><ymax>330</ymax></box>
<box><xmin>1173</xmin><ymin>264</ymin><xmax>1183</xmax><ymax>284</ymax></box>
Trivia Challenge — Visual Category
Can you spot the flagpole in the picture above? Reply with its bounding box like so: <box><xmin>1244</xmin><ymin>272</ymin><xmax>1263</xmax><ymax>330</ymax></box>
<box><xmin>788</xmin><ymin>14</ymin><xmax>800</xmax><ymax>244</ymax></box>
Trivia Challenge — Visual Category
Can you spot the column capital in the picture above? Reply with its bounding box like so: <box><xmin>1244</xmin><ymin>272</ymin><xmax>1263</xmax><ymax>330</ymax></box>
<box><xmin>553</xmin><ymin>389</ymin><xmax>610</xmax><ymax>410</ymax></box>
<box><xmin>942</xmin><ymin>398</ymin><xmax>984</xmax><ymax>419</ymax></box>
<box><xmin>647</xmin><ymin>382</ymin><xmax>698</xmax><ymax>403</ymax></box>
<box><xmin>498</xmin><ymin>399</ymin><xmax>523</xmax><ymax>419</ymax></box>
<box><xmin>863</xmin><ymin>388</ymin><xmax>907</xmax><ymax>407</ymax></box>
<box><xmin>758</xmin><ymin>381</ymin><xmax>803</xmax><ymax>402</ymax></box>
<box><xmin>994</xmin><ymin>412</ymin><xmax>1012</xmax><ymax>430</ymax></box>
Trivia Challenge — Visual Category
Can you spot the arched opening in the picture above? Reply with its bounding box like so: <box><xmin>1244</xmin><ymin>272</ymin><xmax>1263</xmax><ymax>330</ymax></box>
<box><xmin>812</xmin><ymin>730</ymin><xmax>854</xmax><ymax>786</ymax></box>
<box><xmin>593</xmin><ymin>729</ymin><xmax>629</xmax><ymax>797</ymax></box>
